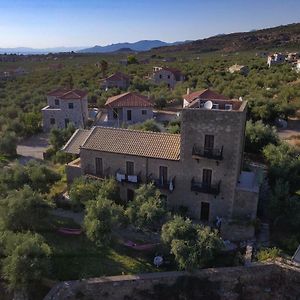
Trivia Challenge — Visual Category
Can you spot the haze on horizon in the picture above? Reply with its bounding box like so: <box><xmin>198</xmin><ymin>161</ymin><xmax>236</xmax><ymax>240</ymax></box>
<box><xmin>0</xmin><ymin>0</ymin><xmax>299</xmax><ymax>49</ymax></box>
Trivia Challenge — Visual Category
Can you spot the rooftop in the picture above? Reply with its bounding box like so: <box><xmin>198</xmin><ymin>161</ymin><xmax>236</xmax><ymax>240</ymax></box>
<box><xmin>80</xmin><ymin>126</ymin><xmax>181</xmax><ymax>160</ymax></box>
<box><xmin>47</xmin><ymin>88</ymin><xmax>88</xmax><ymax>99</ymax></box>
<box><xmin>183</xmin><ymin>88</ymin><xmax>230</xmax><ymax>103</ymax></box>
<box><xmin>105</xmin><ymin>72</ymin><xmax>130</xmax><ymax>81</ymax></box>
<box><xmin>62</xmin><ymin>129</ymin><xmax>91</xmax><ymax>154</ymax></box>
<box><xmin>105</xmin><ymin>92</ymin><xmax>153</xmax><ymax>108</ymax></box>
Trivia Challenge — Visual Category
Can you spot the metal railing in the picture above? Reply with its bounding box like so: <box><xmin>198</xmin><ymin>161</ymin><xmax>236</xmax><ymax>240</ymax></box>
<box><xmin>191</xmin><ymin>178</ymin><xmax>221</xmax><ymax>195</ymax></box>
<box><xmin>192</xmin><ymin>145</ymin><xmax>223</xmax><ymax>160</ymax></box>
<box><xmin>147</xmin><ymin>174</ymin><xmax>176</xmax><ymax>191</ymax></box>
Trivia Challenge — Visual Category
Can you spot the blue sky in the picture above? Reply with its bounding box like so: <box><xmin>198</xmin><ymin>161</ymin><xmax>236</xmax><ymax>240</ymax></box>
<box><xmin>0</xmin><ymin>0</ymin><xmax>299</xmax><ymax>48</ymax></box>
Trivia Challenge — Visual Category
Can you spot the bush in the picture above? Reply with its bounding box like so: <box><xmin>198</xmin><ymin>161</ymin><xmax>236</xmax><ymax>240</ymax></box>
<box><xmin>257</xmin><ymin>247</ymin><xmax>281</xmax><ymax>262</ymax></box>
<box><xmin>0</xmin><ymin>131</ymin><xmax>17</xmax><ymax>158</ymax></box>
<box><xmin>1</xmin><ymin>232</ymin><xmax>51</xmax><ymax>294</ymax></box>
<box><xmin>84</xmin><ymin>197</ymin><xmax>124</xmax><ymax>247</ymax></box>
<box><xmin>245</xmin><ymin>120</ymin><xmax>278</xmax><ymax>153</ymax></box>
<box><xmin>0</xmin><ymin>185</ymin><xmax>51</xmax><ymax>232</ymax></box>
<box><xmin>129</xmin><ymin>119</ymin><xmax>161</xmax><ymax>132</ymax></box>
<box><xmin>161</xmin><ymin>216</ymin><xmax>223</xmax><ymax>270</ymax></box>
<box><xmin>125</xmin><ymin>184</ymin><xmax>168</xmax><ymax>230</ymax></box>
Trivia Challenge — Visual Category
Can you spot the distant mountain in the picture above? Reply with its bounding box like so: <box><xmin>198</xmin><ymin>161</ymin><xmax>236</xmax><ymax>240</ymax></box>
<box><xmin>150</xmin><ymin>23</ymin><xmax>300</xmax><ymax>54</ymax></box>
<box><xmin>79</xmin><ymin>40</ymin><xmax>188</xmax><ymax>53</ymax></box>
<box><xmin>0</xmin><ymin>47</ymin><xmax>85</xmax><ymax>55</ymax></box>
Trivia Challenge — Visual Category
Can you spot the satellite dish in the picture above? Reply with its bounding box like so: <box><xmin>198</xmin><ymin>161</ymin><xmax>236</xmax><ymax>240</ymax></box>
<box><xmin>204</xmin><ymin>101</ymin><xmax>213</xmax><ymax>110</ymax></box>
<box><xmin>239</xmin><ymin>96</ymin><xmax>243</xmax><ymax>101</ymax></box>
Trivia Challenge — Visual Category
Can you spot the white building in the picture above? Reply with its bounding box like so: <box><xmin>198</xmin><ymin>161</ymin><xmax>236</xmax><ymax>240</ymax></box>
<box><xmin>267</xmin><ymin>53</ymin><xmax>286</xmax><ymax>67</ymax></box>
<box><xmin>42</xmin><ymin>88</ymin><xmax>88</xmax><ymax>132</ymax></box>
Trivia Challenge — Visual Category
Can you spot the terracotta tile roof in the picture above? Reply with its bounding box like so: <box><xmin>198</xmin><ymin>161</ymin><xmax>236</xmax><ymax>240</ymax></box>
<box><xmin>62</xmin><ymin>129</ymin><xmax>91</xmax><ymax>154</ymax></box>
<box><xmin>47</xmin><ymin>87</ymin><xmax>69</xmax><ymax>97</ymax></box>
<box><xmin>105</xmin><ymin>92</ymin><xmax>153</xmax><ymax>108</ymax></box>
<box><xmin>105</xmin><ymin>72</ymin><xmax>130</xmax><ymax>82</ymax></box>
<box><xmin>47</xmin><ymin>88</ymin><xmax>88</xmax><ymax>99</ymax></box>
<box><xmin>81</xmin><ymin>126</ymin><xmax>180</xmax><ymax>160</ymax></box>
<box><xmin>183</xmin><ymin>88</ymin><xmax>229</xmax><ymax>103</ymax></box>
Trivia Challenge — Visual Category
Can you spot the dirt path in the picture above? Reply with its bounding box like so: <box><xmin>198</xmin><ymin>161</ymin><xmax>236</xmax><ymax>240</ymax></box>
<box><xmin>17</xmin><ymin>132</ymin><xmax>50</xmax><ymax>162</ymax></box>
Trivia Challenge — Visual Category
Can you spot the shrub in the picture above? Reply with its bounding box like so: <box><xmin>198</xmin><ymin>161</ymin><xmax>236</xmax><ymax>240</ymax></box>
<box><xmin>257</xmin><ymin>247</ymin><xmax>281</xmax><ymax>262</ymax></box>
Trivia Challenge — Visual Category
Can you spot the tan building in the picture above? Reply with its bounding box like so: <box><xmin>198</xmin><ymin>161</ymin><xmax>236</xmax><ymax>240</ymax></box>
<box><xmin>228</xmin><ymin>64</ymin><xmax>249</xmax><ymax>76</ymax></box>
<box><xmin>64</xmin><ymin>91</ymin><xmax>259</xmax><ymax>240</ymax></box>
<box><xmin>42</xmin><ymin>88</ymin><xmax>88</xmax><ymax>131</ymax></box>
<box><xmin>101</xmin><ymin>72</ymin><xmax>130</xmax><ymax>90</ymax></box>
<box><xmin>104</xmin><ymin>92</ymin><xmax>154</xmax><ymax>126</ymax></box>
<box><xmin>152</xmin><ymin>66</ymin><xmax>184</xmax><ymax>88</ymax></box>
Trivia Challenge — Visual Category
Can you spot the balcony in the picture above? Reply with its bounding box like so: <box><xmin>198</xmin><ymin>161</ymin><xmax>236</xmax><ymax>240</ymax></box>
<box><xmin>85</xmin><ymin>167</ymin><xmax>111</xmax><ymax>180</ymax></box>
<box><xmin>191</xmin><ymin>177</ymin><xmax>221</xmax><ymax>195</ymax></box>
<box><xmin>192</xmin><ymin>145</ymin><xmax>223</xmax><ymax>160</ymax></box>
<box><xmin>115</xmin><ymin>169</ymin><xmax>142</xmax><ymax>184</ymax></box>
<box><xmin>147</xmin><ymin>174</ymin><xmax>176</xmax><ymax>192</ymax></box>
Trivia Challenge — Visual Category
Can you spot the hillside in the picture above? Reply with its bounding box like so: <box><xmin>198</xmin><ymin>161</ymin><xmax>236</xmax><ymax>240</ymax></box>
<box><xmin>79</xmin><ymin>40</ymin><xmax>187</xmax><ymax>53</ymax></box>
<box><xmin>151</xmin><ymin>23</ymin><xmax>300</xmax><ymax>54</ymax></box>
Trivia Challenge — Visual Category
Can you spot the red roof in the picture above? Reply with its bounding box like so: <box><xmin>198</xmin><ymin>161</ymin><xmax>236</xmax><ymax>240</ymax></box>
<box><xmin>155</xmin><ymin>67</ymin><xmax>183</xmax><ymax>81</ymax></box>
<box><xmin>105</xmin><ymin>72</ymin><xmax>130</xmax><ymax>82</ymax></box>
<box><xmin>47</xmin><ymin>88</ymin><xmax>88</xmax><ymax>99</ymax></box>
<box><xmin>105</xmin><ymin>92</ymin><xmax>153</xmax><ymax>108</ymax></box>
<box><xmin>183</xmin><ymin>89</ymin><xmax>229</xmax><ymax>103</ymax></box>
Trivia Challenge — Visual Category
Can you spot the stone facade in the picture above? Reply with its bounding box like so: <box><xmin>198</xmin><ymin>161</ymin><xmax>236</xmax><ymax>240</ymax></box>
<box><xmin>42</xmin><ymin>91</ymin><xmax>88</xmax><ymax>132</ymax></box>
<box><xmin>44</xmin><ymin>262</ymin><xmax>300</xmax><ymax>300</ymax></box>
<box><xmin>106</xmin><ymin>106</ymin><xmax>153</xmax><ymax>125</ymax></box>
<box><xmin>152</xmin><ymin>67</ymin><xmax>184</xmax><ymax>88</ymax></box>
<box><xmin>65</xmin><ymin>99</ymin><xmax>259</xmax><ymax>239</ymax></box>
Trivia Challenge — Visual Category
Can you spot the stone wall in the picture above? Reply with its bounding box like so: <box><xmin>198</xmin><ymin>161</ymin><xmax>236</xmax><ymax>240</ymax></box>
<box><xmin>44</xmin><ymin>262</ymin><xmax>300</xmax><ymax>300</ymax></box>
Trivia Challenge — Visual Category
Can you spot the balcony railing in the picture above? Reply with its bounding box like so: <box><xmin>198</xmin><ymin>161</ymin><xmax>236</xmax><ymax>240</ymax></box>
<box><xmin>147</xmin><ymin>174</ymin><xmax>176</xmax><ymax>192</ymax></box>
<box><xmin>191</xmin><ymin>177</ymin><xmax>221</xmax><ymax>195</ymax></box>
<box><xmin>85</xmin><ymin>167</ymin><xmax>111</xmax><ymax>180</ymax></box>
<box><xmin>192</xmin><ymin>145</ymin><xmax>223</xmax><ymax>160</ymax></box>
<box><xmin>115</xmin><ymin>169</ymin><xmax>142</xmax><ymax>184</ymax></box>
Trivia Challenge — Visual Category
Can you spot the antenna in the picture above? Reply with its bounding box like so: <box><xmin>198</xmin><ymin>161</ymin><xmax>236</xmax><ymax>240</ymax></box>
<box><xmin>204</xmin><ymin>101</ymin><xmax>213</xmax><ymax>110</ymax></box>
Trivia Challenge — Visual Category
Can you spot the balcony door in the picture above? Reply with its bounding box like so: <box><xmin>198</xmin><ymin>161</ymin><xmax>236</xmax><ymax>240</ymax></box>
<box><xmin>202</xmin><ymin>169</ymin><xmax>212</xmax><ymax>188</ymax></box>
<box><xmin>127</xmin><ymin>110</ymin><xmax>132</xmax><ymax>121</ymax></box>
<box><xmin>159</xmin><ymin>166</ymin><xmax>168</xmax><ymax>185</ymax></box>
<box><xmin>204</xmin><ymin>135</ymin><xmax>214</xmax><ymax>152</ymax></box>
<box><xmin>95</xmin><ymin>157</ymin><xmax>103</xmax><ymax>176</ymax></box>
<box><xmin>126</xmin><ymin>161</ymin><xmax>134</xmax><ymax>175</ymax></box>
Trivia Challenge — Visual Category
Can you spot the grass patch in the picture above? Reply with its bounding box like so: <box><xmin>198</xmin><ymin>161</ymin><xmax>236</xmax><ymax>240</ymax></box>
<box><xmin>41</xmin><ymin>216</ymin><xmax>159</xmax><ymax>281</ymax></box>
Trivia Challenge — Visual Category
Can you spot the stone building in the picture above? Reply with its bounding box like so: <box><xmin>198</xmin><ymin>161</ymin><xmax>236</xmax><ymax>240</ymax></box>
<box><xmin>64</xmin><ymin>91</ymin><xmax>259</xmax><ymax>240</ymax></box>
<box><xmin>104</xmin><ymin>92</ymin><xmax>153</xmax><ymax>126</ymax></box>
<box><xmin>41</xmin><ymin>88</ymin><xmax>88</xmax><ymax>131</ymax></box>
<box><xmin>267</xmin><ymin>53</ymin><xmax>286</xmax><ymax>67</ymax></box>
<box><xmin>101</xmin><ymin>72</ymin><xmax>130</xmax><ymax>90</ymax></box>
<box><xmin>152</xmin><ymin>66</ymin><xmax>184</xmax><ymax>88</ymax></box>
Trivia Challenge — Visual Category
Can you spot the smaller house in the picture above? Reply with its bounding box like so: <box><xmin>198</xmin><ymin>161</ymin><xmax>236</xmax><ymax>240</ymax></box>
<box><xmin>101</xmin><ymin>72</ymin><xmax>130</xmax><ymax>90</ymax></box>
<box><xmin>105</xmin><ymin>92</ymin><xmax>153</xmax><ymax>126</ymax></box>
<box><xmin>296</xmin><ymin>60</ymin><xmax>300</xmax><ymax>73</ymax></box>
<box><xmin>286</xmin><ymin>52</ymin><xmax>299</xmax><ymax>62</ymax></box>
<box><xmin>267</xmin><ymin>53</ymin><xmax>286</xmax><ymax>67</ymax></box>
<box><xmin>228</xmin><ymin>64</ymin><xmax>249</xmax><ymax>76</ymax></box>
<box><xmin>42</xmin><ymin>88</ymin><xmax>88</xmax><ymax>131</ymax></box>
<box><xmin>182</xmin><ymin>88</ymin><xmax>230</xmax><ymax>108</ymax></box>
<box><xmin>152</xmin><ymin>66</ymin><xmax>184</xmax><ymax>89</ymax></box>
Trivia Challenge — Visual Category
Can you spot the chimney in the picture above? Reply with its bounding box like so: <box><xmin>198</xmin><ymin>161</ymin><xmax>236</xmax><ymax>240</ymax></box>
<box><xmin>187</xmin><ymin>88</ymin><xmax>190</xmax><ymax>95</ymax></box>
